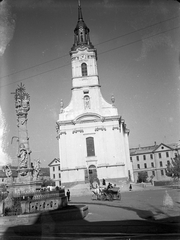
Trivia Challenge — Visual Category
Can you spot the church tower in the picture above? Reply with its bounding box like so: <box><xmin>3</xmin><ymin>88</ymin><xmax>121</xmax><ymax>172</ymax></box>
<box><xmin>56</xmin><ymin>1</ymin><xmax>133</xmax><ymax>187</ymax></box>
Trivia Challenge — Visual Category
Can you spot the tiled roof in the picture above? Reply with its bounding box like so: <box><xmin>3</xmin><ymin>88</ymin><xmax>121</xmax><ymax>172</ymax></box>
<box><xmin>130</xmin><ymin>142</ymin><xmax>180</xmax><ymax>155</ymax></box>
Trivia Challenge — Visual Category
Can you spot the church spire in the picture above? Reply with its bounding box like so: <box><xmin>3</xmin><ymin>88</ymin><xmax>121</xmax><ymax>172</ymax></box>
<box><xmin>78</xmin><ymin>0</ymin><xmax>83</xmax><ymax>21</ymax></box>
<box><xmin>71</xmin><ymin>0</ymin><xmax>94</xmax><ymax>51</ymax></box>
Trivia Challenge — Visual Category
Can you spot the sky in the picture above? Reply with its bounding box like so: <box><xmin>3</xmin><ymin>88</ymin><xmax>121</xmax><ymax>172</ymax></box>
<box><xmin>0</xmin><ymin>0</ymin><xmax>180</xmax><ymax>168</ymax></box>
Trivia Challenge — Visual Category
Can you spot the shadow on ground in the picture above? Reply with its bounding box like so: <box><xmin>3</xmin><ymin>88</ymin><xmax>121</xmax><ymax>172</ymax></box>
<box><xmin>71</xmin><ymin>199</ymin><xmax>180</xmax><ymax>221</ymax></box>
<box><xmin>1</xmin><ymin>204</ymin><xmax>180</xmax><ymax>240</ymax></box>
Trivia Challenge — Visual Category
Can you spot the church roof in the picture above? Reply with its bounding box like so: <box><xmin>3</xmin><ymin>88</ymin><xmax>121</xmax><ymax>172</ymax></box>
<box><xmin>71</xmin><ymin>0</ymin><xmax>94</xmax><ymax>51</ymax></box>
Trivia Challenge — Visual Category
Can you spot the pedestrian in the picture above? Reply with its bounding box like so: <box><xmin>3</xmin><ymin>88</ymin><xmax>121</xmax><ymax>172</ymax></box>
<box><xmin>129</xmin><ymin>184</ymin><xmax>132</xmax><ymax>191</ymax></box>
<box><xmin>102</xmin><ymin>178</ymin><xmax>106</xmax><ymax>186</ymax></box>
<box><xmin>67</xmin><ymin>189</ymin><xmax>70</xmax><ymax>201</ymax></box>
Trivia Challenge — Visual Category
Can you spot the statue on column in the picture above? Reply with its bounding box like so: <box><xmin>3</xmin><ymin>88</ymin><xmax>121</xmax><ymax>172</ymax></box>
<box><xmin>32</xmin><ymin>159</ymin><xmax>41</xmax><ymax>179</ymax></box>
<box><xmin>2</xmin><ymin>165</ymin><xmax>12</xmax><ymax>179</ymax></box>
<box><xmin>18</xmin><ymin>143</ymin><xmax>28</xmax><ymax>169</ymax></box>
<box><xmin>12</xmin><ymin>83</ymin><xmax>31</xmax><ymax>178</ymax></box>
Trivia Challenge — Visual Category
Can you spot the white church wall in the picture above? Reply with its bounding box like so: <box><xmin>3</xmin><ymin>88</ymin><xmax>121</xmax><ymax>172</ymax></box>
<box><xmin>57</xmin><ymin>3</ymin><xmax>132</xmax><ymax>186</ymax></box>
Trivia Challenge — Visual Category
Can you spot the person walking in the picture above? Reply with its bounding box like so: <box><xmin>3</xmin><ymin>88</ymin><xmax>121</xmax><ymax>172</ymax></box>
<box><xmin>129</xmin><ymin>184</ymin><xmax>132</xmax><ymax>191</ymax></box>
<box><xmin>102</xmin><ymin>178</ymin><xmax>106</xmax><ymax>186</ymax></box>
<box><xmin>67</xmin><ymin>189</ymin><xmax>70</xmax><ymax>201</ymax></box>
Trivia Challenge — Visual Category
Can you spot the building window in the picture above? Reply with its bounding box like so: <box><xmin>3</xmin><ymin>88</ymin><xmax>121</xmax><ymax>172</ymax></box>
<box><xmin>159</xmin><ymin>153</ymin><xmax>161</xmax><ymax>158</ymax></box>
<box><xmin>81</xmin><ymin>63</ymin><xmax>87</xmax><ymax>76</ymax></box>
<box><xmin>160</xmin><ymin>161</ymin><xmax>163</xmax><ymax>167</ymax></box>
<box><xmin>151</xmin><ymin>162</ymin><xmax>154</xmax><ymax>167</ymax></box>
<box><xmin>84</xmin><ymin>90</ymin><xmax>89</xmax><ymax>94</ymax></box>
<box><xmin>130</xmin><ymin>157</ymin><xmax>132</xmax><ymax>162</ymax></box>
<box><xmin>152</xmin><ymin>171</ymin><xmax>155</xmax><ymax>176</ymax></box>
<box><xmin>53</xmin><ymin>174</ymin><xmax>55</xmax><ymax>179</ymax></box>
<box><xmin>137</xmin><ymin>164</ymin><xmax>140</xmax><ymax>169</ymax></box>
<box><xmin>2</xmin><ymin>178</ymin><xmax>4</xmax><ymax>182</ymax></box>
<box><xmin>53</xmin><ymin>166</ymin><xmax>55</xmax><ymax>171</ymax></box>
<box><xmin>167</xmin><ymin>160</ymin><xmax>170</xmax><ymax>166</ymax></box>
<box><xmin>59</xmin><ymin>173</ymin><xmax>61</xmax><ymax>178</ymax></box>
<box><xmin>136</xmin><ymin>156</ymin><xmax>139</xmax><ymax>161</ymax></box>
<box><xmin>161</xmin><ymin>170</ymin><xmax>164</xmax><ymax>176</ymax></box>
<box><xmin>166</xmin><ymin>152</ymin><xmax>169</xmax><ymax>158</ymax></box>
<box><xmin>86</xmin><ymin>137</ymin><xmax>95</xmax><ymax>156</ymax></box>
<box><xmin>144</xmin><ymin>163</ymin><xmax>147</xmax><ymax>168</ymax></box>
<box><xmin>150</xmin><ymin>154</ymin><xmax>153</xmax><ymax>159</ymax></box>
<box><xmin>143</xmin><ymin>155</ymin><xmax>146</xmax><ymax>160</ymax></box>
<box><xmin>58</xmin><ymin>166</ymin><xmax>60</xmax><ymax>171</ymax></box>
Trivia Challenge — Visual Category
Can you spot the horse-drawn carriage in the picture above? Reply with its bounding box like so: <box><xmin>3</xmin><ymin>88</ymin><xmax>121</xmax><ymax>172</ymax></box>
<box><xmin>91</xmin><ymin>185</ymin><xmax>121</xmax><ymax>201</ymax></box>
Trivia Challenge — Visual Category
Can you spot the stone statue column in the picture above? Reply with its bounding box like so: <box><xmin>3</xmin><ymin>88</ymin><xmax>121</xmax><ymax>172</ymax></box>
<box><xmin>12</xmin><ymin>83</ymin><xmax>32</xmax><ymax>180</ymax></box>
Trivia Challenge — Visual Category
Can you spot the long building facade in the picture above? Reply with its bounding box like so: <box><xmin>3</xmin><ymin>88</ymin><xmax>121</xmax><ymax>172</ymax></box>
<box><xmin>130</xmin><ymin>142</ymin><xmax>180</xmax><ymax>183</ymax></box>
<box><xmin>56</xmin><ymin>2</ymin><xmax>133</xmax><ymax>187</ymax></box>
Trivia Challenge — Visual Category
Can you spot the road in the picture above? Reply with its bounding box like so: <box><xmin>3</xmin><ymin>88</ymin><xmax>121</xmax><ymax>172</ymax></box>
<box><xmin>0</xmin><ymin>187</ymin><xmax>180</xmax><ymax>239</ymax></box>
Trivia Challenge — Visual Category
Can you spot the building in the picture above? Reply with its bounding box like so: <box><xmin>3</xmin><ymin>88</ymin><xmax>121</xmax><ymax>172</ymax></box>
<box><xmin>56</xmin><ymin>2</ymin><xmax>133</xmax><ymax>187</ymax></box>
<box><xmin>130</xmin><ymin>142</ymin><xmax>180</xmax><ymax>183</ymax></box>
<box><xmin>48</xmin><ymin>158</ymin><xmax>61</xmax><ymax>187</ymax></box>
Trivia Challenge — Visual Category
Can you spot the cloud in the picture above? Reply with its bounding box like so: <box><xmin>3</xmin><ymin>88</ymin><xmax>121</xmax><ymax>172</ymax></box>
<box><xmin>0</xmin><ymin>0</ymin><xmax>16</xmax><ymax>56</ymax></box>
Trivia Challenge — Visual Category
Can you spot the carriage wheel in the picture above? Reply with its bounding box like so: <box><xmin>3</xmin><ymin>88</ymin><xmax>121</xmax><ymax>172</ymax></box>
<box><xmin>113</xmin><ymin>194</ymin><xmax>116</xmax><ymax>200</ymax></box>
<box><xmin>101</xmin><ymin>194</ymin><xmax>106</xmax><ymax>201</ymax></box>
<box><xmin>108</xmin><ymin>193</ymin><xmax>113</xmax><ymax>201</ymax></box>
<box><xmin>117</xmin><ymin>192</ymin><xmax>121</xmax><ymax>201</ymax></box>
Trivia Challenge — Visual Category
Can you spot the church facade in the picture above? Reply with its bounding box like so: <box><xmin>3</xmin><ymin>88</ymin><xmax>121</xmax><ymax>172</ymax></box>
<box><xmin>56</xmin><ymin>2</ymin><xmax>133</xmax><ymax>187</ymax></box>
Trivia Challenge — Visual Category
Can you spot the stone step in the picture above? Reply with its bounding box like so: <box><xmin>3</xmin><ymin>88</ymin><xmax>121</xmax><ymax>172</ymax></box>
<box><xmin>68</xmin><ymin>183</ymin><xmax>92</xmax><ymax>196</ymax></box>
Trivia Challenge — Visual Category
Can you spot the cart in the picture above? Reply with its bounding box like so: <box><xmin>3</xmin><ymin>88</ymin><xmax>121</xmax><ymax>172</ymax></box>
<box><xmin>91</xmin><ymin>186</ymin><xmax>121</xmax><ymax>201</ymax></box>
<box><xmin>103</xmin><ymin>186</ymin><xmax>121</xmax><ymax>200</ymax></box>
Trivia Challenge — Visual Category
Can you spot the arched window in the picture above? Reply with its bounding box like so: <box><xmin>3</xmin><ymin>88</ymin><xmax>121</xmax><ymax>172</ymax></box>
<box><xmin>81</xmin><ymin>63</ymin><xmax>87</xmax><ymax>76</ymax></box>
<box><xmin>86</xmin><ymin>137</ymin><xmax>95</xmax><ymax>156</ymax></box>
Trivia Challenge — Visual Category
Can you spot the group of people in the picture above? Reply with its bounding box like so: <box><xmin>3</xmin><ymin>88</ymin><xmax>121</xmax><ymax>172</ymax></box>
<box><xmin>65</xmin><ymin>180</ymin><xmax>133</xmax><ymax>202</ymax></box>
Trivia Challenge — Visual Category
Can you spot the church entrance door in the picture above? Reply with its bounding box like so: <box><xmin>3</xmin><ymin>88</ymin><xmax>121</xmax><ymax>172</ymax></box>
<box><xmin>88</xmin><ymin>165</ymin><xmax>99</xmax><ymax>187</ymax></box>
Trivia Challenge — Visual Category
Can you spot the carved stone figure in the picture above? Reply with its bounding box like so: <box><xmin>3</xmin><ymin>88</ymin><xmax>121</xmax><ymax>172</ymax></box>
<box><xmin>60</xmin><ymin>99</ymin><xmax>64</xmax><ymax>113</ymax></box>
<box><xmin>33</xmin><ymin>159</ymin><xmax>41</xmax><ymax>179</ymax></box>
<box><xmin>18</xmin><ymin>144</ymin><xmax>28</xmax><ymax>169</ymax></box>
<box><xmin>84</xmin><ymin>95</ymin><xmax>90</xmax><ymax>109</ymax></box>
<box><xmin>3</xmin><ymin>165</ymin><xmax>12</xmax><ymax>178</ymax></box>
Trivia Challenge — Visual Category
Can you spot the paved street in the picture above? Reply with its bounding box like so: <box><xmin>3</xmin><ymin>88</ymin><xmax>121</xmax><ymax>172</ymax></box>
<box><xmin>0</xmin><ymin>187</ymin><xmax>180</xmax><ymax>239</ymax></box>
<box><xmin>71</xmin><ymin>187</ymin><xmax>180</xmax><ymax>222</ymax></box>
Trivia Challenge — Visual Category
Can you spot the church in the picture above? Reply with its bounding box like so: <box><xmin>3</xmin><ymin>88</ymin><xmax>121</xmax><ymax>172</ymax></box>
<box><xmin>56</xmin><ymin>2</ymin><xmax>133</xmax><ymax>187</ymax></box>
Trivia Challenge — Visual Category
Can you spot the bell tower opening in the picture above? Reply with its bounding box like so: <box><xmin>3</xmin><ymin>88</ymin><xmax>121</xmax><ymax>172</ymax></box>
<box><xmin>81</xmin><ymin>62</ymin><xmax>88</xmax><ymax>76</ymax></box>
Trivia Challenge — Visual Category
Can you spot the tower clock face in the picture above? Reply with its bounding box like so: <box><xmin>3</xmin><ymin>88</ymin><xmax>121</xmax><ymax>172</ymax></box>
<box><xmin>79</xmin><ymin>54</ymin><xmax>86</xmax><ymax>60</ymax></box>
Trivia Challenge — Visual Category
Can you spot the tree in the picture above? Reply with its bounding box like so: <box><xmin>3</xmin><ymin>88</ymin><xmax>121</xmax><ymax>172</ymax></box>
<box><xmin>41</xmin><ymin>179</ymin><xmax>55</xmax><ymax>187</ymax></box>
<box><xmin>166</xmin><ymin>154</ymin><xmax>180</xmax><ymax>180</ymax></box>
<box><xmin>137</xmin><ymin>171</ymin><xmax>148</xmax><ymax>183</ymax></box>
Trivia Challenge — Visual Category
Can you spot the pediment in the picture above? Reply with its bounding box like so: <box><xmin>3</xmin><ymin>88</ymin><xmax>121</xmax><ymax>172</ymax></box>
<box><xmin>48</xmin><ymin>158</ymin><xmax>60</xmax><ymax>166</ymax></box>
<box><xmin>153</xmin><ymin>143</ymin><xmax>172</xmax><ymax>152</ymax></box>
<box><xmin>74</xmin><ymin>113</ymin><xmax>104</xmax><ymax>124</ymax></box>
